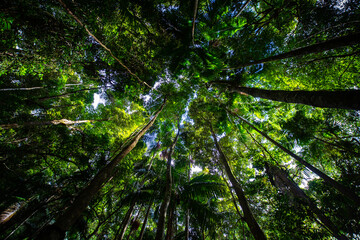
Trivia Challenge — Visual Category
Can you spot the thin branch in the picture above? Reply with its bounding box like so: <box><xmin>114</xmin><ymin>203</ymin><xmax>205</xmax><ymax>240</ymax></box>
<box><xmin>57</xmin><ymin>0</ymin><xmax>154</xmax><ymax>91</ymax></box>
<box><xmin>235</xmin><ymin>0</ymin><xmax>251</xmax><ymax>18</ymax></box>
<box><xmin>192</xmin><ymin>0</ymin><xmax>199</xmax><ymax>45</ymax></box>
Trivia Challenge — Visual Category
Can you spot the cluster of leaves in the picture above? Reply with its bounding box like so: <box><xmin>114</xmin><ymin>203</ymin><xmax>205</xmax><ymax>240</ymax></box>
<box><xmin>1</xmin><ymin>0</ymin><xmax>360</xmax><ymax>239</ymax></box>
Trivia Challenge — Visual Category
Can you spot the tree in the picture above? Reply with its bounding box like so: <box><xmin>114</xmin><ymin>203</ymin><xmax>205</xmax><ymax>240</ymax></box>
<box><xmin>36</xmin><ymin>99</ymin><xmax>166</xmax><ymax>240</ymax></box>
<box><xmin>213</xmin><ymin>82</ymin><xmax>360</xmax><ymax>110</ymax></box>
<box><xmin>1</xmin><ymin>0</ymin><xmax>360</xmax><ymax>239</ymax></box>
<box><xmin>209</xmin><ymin>123</ymin><xmax>267</xmax><ymax>240</ymax></box>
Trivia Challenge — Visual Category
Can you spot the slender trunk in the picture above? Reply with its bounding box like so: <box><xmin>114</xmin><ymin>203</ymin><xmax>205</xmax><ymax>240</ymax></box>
<box><xmin>115</xmin><ymin>202</ymin><xmax>136</xmax><ymax>240</ymax></box>
<box><xmin>36</xmin><ymin>87</ymin><xmax>99</xmax><ymax>101</ymax></box>
<box><xmin>228</xmin><ymin>109</ymin><xmax>360</xmax><ymax>205</ymax></box>
<box><xmin>214</xmin><ymin>82</ymin><xmax>360</xmax><ymax>110</ymax></box>
<box><xmin>117</xmin><ymin>153</ymin><xmax>158</xmax><ymax>240</ymax></box>
<box><xmin>0</xmin><ymin>119</ymin><xmax>107</xmax><ymax>129</ymax></box>
<box><xmin>125</xmin><ymin>204</ymin><xmax>143</xmax><ymax>240</ymax></box>
<box><xmin>1</xmin><ymin>196</ymin><xmax>55</xmax><ymax>237</ymax></box>
<box><xmin>209</xmin><ymin>124</ymin><xmax>267</xmax><ymax>240</ymax></box>
<box><xmin>191</xmin><ymin>0</ymin><xmax>199</xmax><ymax>45</ymax></box>
<box><xmin>314</xmin><ymin>137</ymin><xmax>360</xmax><ymax>157</ymax></box>
<box><xmin>228</xmin><ymin>32</ymin><xmax>360</xmax><ymax>69</ymax></box>
<box><xmin>0</xmin><ymin>84</ymin><xmax>87</xmax><ymax>91</ymax></box>
<box><xmin>265</xmin><ymin>164</ymin><xmax>348</xmax><ymax>240</ymax></box>
<box><xmin>137</xmin><ymin>199</ymin><xmax>153</xmax><ymax>240</ymax></box>
<box><xmin>155</xmin><ymin>124</ymin><xmax>181</xmax><ymax>240</ymax></box>
<box><xmin>235</xmin><ymin>0</ymin><xmax>251</xmax><ymax>18</ymax></box>
<box><xmin>57</xmin><ymin>0</ymin><xmax>152</xmax><ymax>90</ymax></box>
<box><xmin>185</xmin><ymin>158</ymin><xmax>191</xmax><ymax>240</ymax></box>
<box><xmin>36</xmin><ymin>99</ymin><xmax>166</xmax><ymax>240</ymax></box>
<box><xmin>165</xmin><ymin>200</ymin><xmax>174</xmax><ymax>240</ymax></box>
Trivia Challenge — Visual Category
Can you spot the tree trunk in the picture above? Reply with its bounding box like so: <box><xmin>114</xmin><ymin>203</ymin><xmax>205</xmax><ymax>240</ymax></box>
<box><xmin>209</xmin><ymin>124</ymin><xmax>267</xmax><ymax>240</ymax></box>
<box><xmin>125</xmin><ymin>204</ymin><xmax>142</xmax><ymax>240</ymax></box>
<box><xmin>228</xmin><ymin>109</ymin><xmax>360</xmax><ymax>205</ymax></box>
<box><xmin>35</xmin><ymin>99</ymin><xmax>166</xmax><ymax>240</ymax></box>
<box><xmin>265</xmin><ymin>163</ymin><xmax>348</xmax><ymax>240</ymax></box>
<box><xmin>0</xmin><ymin>84</ymin><xmax>90</xmax><ymax>91</ymax></box>
<box><xmin>228</xmin><ymin>32</ymin><xmax>360</xmax><ymax>69</ymax></box>
<box><xmin>185</xmin><ymin>157</ymin><xmax>191</xmax><ymax>240</ymax></box>
<box><xmin>155</xmin><ymin>123</ymin><xmax>181</xmax><ymax>240</ymax></box>
<box><xmin>36</xmin><ymin>87</ymin><xmax>100</xmax><ymax>101</ymax></box>
<box><xmin>214</xmin><ymin>82</ymin><xmax>360</xmax><ymax>110</ymax></box>
<box><xmin>115</xmin><ymin>202</ymin><xmax>135</xmax><ymax>240</ymax></box>
<box><xmin>137</xmin><ymin>200</ymin><xmax>153</xmax><ymax>240</ymax></box>
<box><xmin>0</xmin><ymin>119</ymin><xmax>107</xmax><ymax>129</ymax></box>
<box><xmin>165</xmin><ymin>200</ymin><xmax>175</xmax><ymax>240</ymax></box>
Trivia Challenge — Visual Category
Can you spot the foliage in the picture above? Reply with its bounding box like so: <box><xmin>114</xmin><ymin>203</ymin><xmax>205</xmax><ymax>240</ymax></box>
<box><xmin>0</xmin><ymin>0</ymin><xmax>359</xmax><ymax>239</ymax></box>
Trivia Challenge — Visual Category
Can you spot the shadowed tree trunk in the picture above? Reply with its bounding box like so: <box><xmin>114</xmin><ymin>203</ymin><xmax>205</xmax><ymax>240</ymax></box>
<box><xmin>118</xmin><ymin>152</ymin><xmax>159</xmax><ymax>240</ymax></box>
<box><xmin>36</xmin><ymin>87</ymin><xmax>99</xmax><ymax>101</ymax></box>
<box><xmin>165</xmin><ymin>199</ymin><xmax>175</xmax><ymax>240</ymax></box>
<box><xmin>209</xmin><ymin>123</ymin><xmax>267</xmax><ymax>240</ymax></box>
<box><xmin>115</xmin><ymin>202</ymin><xmax>136</xmax><ymax>240</ymax></box>
<box><xmin>227</xmin><ymin>109</ymin><xmax>360</xmax><ymax>205</ymax></box>
<box><xmin>137</xmin><ymin>199</ymin><xmax>153</xmax><ymax>240</ymax></box>
<box><xmin>213</xmin><ymin>82</ymin><xmax>360</xmax><ymax>110</ymax></box>
<box><xmin>155</xmin><ymin>121</ymin><xmax>181</xmax><ymax>240</ymax></box>
<box><xmin>227</xmin><ymin>32</ymin><xmax>360</xmax><ymax>69</ymax></box>
<box><xmin>265</xmin><ymin>163</ymin><xmax>348</xmax><ymax>240</ymax></box>
<box><xmin>35</xmin><ymin>99</ymin><xmax>166</xmax><ymax>240</ymax></box>
<box><xmin>185</xmin><ymin>156</ymin><xmax>191</xmax><ymax>240</ymax></box>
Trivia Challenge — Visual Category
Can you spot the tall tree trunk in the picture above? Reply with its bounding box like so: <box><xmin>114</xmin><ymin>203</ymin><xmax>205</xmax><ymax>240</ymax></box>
<box><xmin>125</xmin><ymin>204</ymin><xmax>143</xmax><ymax>240</ymax></box>
<box><xmin>137</xmin><ymin>200</ymin><xmax>153</xmax><ymax>240</ymax></box>
<box><xmin>227</xmin><ymin>32</ymin><xmax>360</xmax><ymax>69</ymax></box>
<box><xmin>265</xmin><ymin>163</ymin><xmax>348</xmax><ymax>240</ymax></box>
<box><xmin>115</xmin><ymin>202</ymin><xmax>136</xmax><ymax>240</ymax></box>
<box><xmin>165</xmin><ymin>200</ymin><xmax>175</xmax><ymax>240</ymax></box>
<box><xmin>0</xmin><ymin>119</ymin><xmax>107</xmax><ymax>129</ymax></box>
<box><xmin>155</xmin><ymin>123</ymin><xmax>181</xmax><ymax>240</ymax></box>
<box><xmin>214</xmin><ymin>82</ymin><xmax>360</xmax><ymax>110</ymax></box>
<box><xmin>36</xmin><ymin>87</ymin><xmax>99</xmax><ymax>101</ymax></box>
<box><xmin>227</xmin><ymin>109</ymin><xmax>360</xmax><ymax>205</ymax></box>
<box><xmin>0</xmin><ymin>83</ymin><xmax>89</xmax><ymax>92</ymax></box>
<box><xmin>185</xmin><ymin>157</ymin><xmax>191</xmax><ymax>240</ymax></box>
<box><xmin>117</xmin><ymin>153</ymin><xmax>158</xmax><ymax>240</ymax></box>
<box><xmin>209</xmin><ymin>124</ymin><xmax>267</xmax><ymax>240</ymax></box>
<box><xmin>36</xmin><ymin>99</ymin><xmax>166</xmax><ymax>240</ymax></box>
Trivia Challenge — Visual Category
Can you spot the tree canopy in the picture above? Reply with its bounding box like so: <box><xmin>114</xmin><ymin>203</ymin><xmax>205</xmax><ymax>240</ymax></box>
<box><xmin>1</xmin><ymin>0</ymin><xmax>359</xmax><ymax>239</ymax></box>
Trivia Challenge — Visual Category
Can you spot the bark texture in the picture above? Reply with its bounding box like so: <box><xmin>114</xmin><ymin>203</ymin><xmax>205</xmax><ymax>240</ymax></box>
<box><xmin>36</xmin><ymin>99</ymin><xmax>166</xmax><ymax>240</ymax></box>
<box><xmin>210</xmin><ymin>124</ymin><xmax>267</xmax><ymax>240</ymax></box>
<box><xmin>214</xmin><ymin>82</ymin><xmax>360</xmax><ymax>110</ymax></box>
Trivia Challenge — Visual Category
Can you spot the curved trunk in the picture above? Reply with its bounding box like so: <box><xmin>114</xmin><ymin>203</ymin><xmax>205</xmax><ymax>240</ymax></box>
<box><xmin>228</xmin><ymin>32</ymin><xmax>360</xmax><ymax>69</ymax></box>
<box><xmin>155</xmin><ymin>124</ymin><xmax>181</xmax><ymax>240</ymax></box>
<box><xmin>214</xmin><ymin>82</ymin><xmax>360</xmax><ymax>110</ymax></box>
<box><xmin>36</xmin><ymin>99</ymin><xmax>166</xmax><ymax>240</ymax></box>
<box><xmin>228</xmin><ymin>109</ymin><xmax>360</xmax><ymax>205</ymax></box>
<box><xmin>265</xmin><ymin>164</ymin><xmax>348</xmax><ymax>240</ymax></box>
<box><xmin>210</xmin><ymin>124</ymin><xmax>267</xmax><ymax>240</ymax></box>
